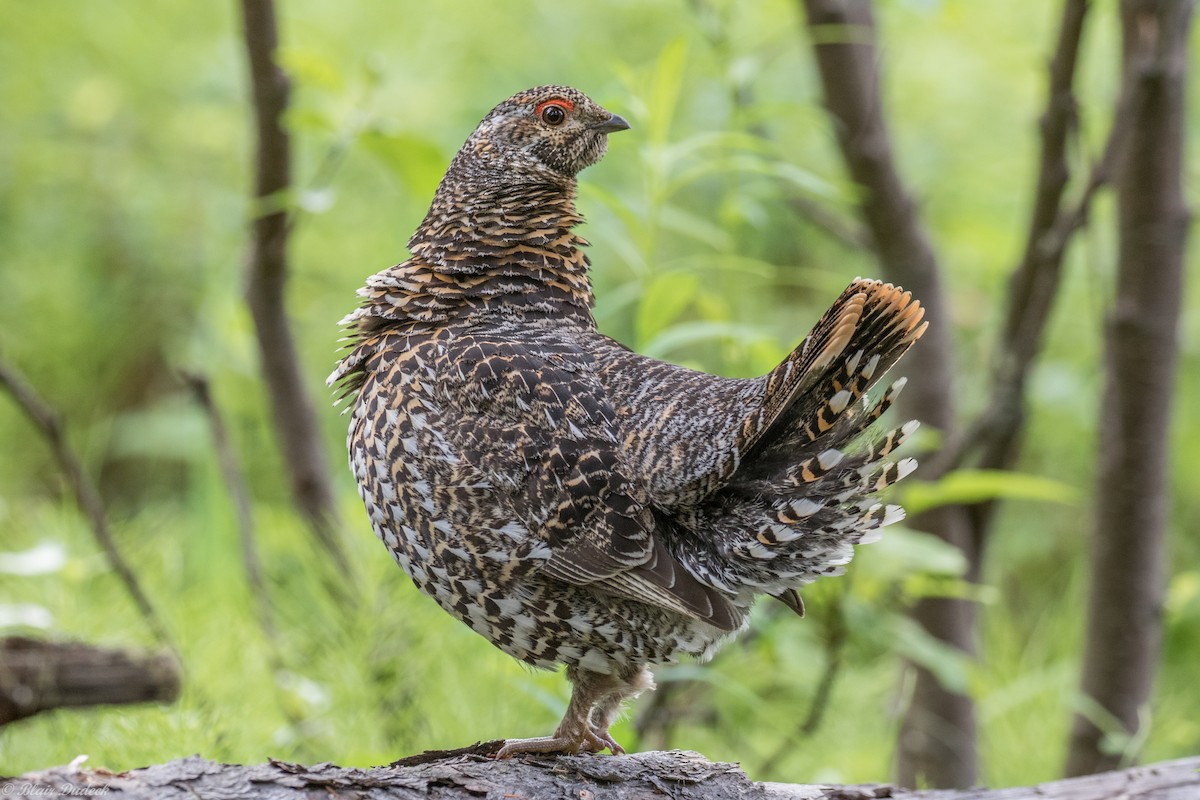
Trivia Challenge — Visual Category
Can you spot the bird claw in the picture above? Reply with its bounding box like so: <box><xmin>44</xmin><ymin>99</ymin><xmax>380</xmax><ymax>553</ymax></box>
<box><xmin>494</xmin><ymin>726</ymin><xmax>624</xmax><ymax>759</ymax></box>
<box><xmin>589</xmin><ymin>724</ymin><xmax>625</xmax><ymax>755</ymax></box>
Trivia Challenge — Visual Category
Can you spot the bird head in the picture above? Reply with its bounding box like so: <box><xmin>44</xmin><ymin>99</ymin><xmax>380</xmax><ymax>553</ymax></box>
<box><xmin>448</xmin><ymin>85</ymin><xmax>631</xmax><ymax>187</ymax></box>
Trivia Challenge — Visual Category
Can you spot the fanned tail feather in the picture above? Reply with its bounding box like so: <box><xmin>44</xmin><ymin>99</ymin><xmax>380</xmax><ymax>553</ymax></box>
<box><xmin>690</xmin><ymin>278</ymin><xmax>927</xmax><ymax>599</ymax></box>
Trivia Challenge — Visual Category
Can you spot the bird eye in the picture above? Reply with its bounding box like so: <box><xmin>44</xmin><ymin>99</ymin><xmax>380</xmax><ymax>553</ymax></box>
<box><xmin>539</xmin><ymin>102</ymin><xmax>568</xmax><ymax>126</ymax></box>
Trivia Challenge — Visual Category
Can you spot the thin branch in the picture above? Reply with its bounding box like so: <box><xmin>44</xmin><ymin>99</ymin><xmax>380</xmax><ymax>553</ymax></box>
<box><xmin>1000</xmin><ymin>0</ymin><xmax>1092</xmax><ymax>368</ymax></box>
<box><xmin>757</xmin><ymin>586</ymin><xmax>848</xmax><ymax>776</ymax></box>
<box><xmin>0</xmin><ymin>357</ymin><xmax>175</xmax><ymax>651</ymax></box>
<box><xmin>935</xmin><ymin>0</ymin><xmax>1139</xmax><ymax>479</ymax></box>
<box><xmin>786</xmin><ymin>193</ymin><xmax>875</xmax><ymax>251</ymax></box>
<box><xmin>184</xmin><ymin>372</ymin><xmax>309</xmax><ymax>729</ymax></box>
<box><xmin>941</xmin><ymin>102</ymin><xmax>1137</xmax><ymax>477</ymax></box>
<box><xmin>239</xmin><ymin>0</ymin><xmax>351</xmax><ymax>578</ymax></box>
<box><xmin>284</xmin><ymin>85</ymin><xmax>379</xmax><ymax>236</ymax></box>
<box><xmin>689</xmin><ymin>0</ymin><xmax>874</xmax><ymax>252</ymax></box>
<box><xmin>796</xmin><ymin>595</ymin><xmax>846</xmax><ymax>736</ymax></box>
<box><xmin>183</xmin><ymin>373</ymin><xmax>277</xmax><ymax>645</ymax></box>
<box><xmin>633</xmin><ymin>679</ymin><xmax>685</xmax><ymax>750</ymax></box>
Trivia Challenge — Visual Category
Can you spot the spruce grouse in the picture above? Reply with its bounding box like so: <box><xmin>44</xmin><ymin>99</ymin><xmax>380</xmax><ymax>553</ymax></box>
<box><xmin>329</xmin><ymin>85</ymin><xmax>926</xmax><ymax>757</ymax></box>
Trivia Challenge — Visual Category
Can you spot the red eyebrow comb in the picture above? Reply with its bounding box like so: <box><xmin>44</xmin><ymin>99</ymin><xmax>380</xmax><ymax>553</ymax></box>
<box><xmin>535</xmin><ymin>98</ymin><xmax>575</xmax><ymax>115</ymax></box>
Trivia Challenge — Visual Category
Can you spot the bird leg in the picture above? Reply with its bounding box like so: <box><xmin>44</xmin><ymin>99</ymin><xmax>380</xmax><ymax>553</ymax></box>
<box><xmin>586</xmin><ymin>665</ymin><xmax>654</xmax><ymax>754</ymax></box>
<box><xmin>495</xmin><ymin>665</ymin><xmax>653</xmax><ymax>758</ymax></box>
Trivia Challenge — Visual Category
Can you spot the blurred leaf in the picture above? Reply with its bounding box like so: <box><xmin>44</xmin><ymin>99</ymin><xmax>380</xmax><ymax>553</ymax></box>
<box><xmin>658</xmin><ymin>130</ymin><xmax>774</xmax><ymax>171</ymax></box>
<box><xmin>276</xmin><ymin>670</ymin><xmax>332</xmax><ymax>714</ymax></box>
<box><xmin>693</xmin><ymin>290</ymin><xmax>732</xmax><ymax>323</ymax></box>
<box><xmin>904</xmin><ymin>573</ymin><xmax>999</xmax><ymax>604</ymax></box>
<box><xmin>278</xmin><ymin>46</ymin><xmax>344</xmax><ymax>91</ymax></box>
<box><xmin>1166</xmin><ymin>571</ymin><xmax>1200</xmax><ymax>618</ymax></box>
<box><xmin>666</xmin><ymin>152</ymin><xmax>769</xmax><ymax>195</ymax></box>
<box><xmin>899</xmin><ymin>469</ymin><xmax>1079</xmax><ymax>515</ymax></box>
<box><xmin>656</xmin><ymin>253</ymin><xmax>779</xmax><ymax>282</ymax></box>
<box><xmin>857</xmin><ymin>525</ymin><xmax>969</xmax><ymax>582</ymax></box>
<box><xmin>284</xmin><ymin>106</ymin><xmax>337</xmax><ymax>135</ymax></box>
<box><xmin>808</xmin><ymin>22</ymin><xmax>875</xmax><ymax>47</ymax></box>
<box><xmin>593</xmin><ymin>279</ymin><xmax>645</xmax><ymax>326</ymax></box>
<box><xmin>889</xmin><ymin>616</ymin><xmax>972</xmax><ymax>694</ymax></box>
<box><xmin>514</xmin><ymin>679</ymin><xmax>568</xmax><ymax>718</ymax></box>
<box><xmin>666</xmin><ymin>151</ymin><xmax>835</xmax><ymax>201</ymax></box>
<box><xmin>66</xmin><ymin>76</ymin><xmax>122</xmax><ymax>132</ymax></box>
<box><xmin>767</xmin><ymin>161</ymin><xmax>840</xmax><ymax>198</ymax></box>
<box><xmin>250</xmin><ymin>187</ymin><xmax>296</xmax><ymax>217</ymax></box>
<box><xmin>298</xmin><ymin>188</ymin><xmax>336</xmax><ymax>214</ymax></box>
<box><xmin>0</xmin><ymin>541</ymin><xmax>67</xmax><ymax>576</ymax></box>
<box><xmin>358</xmin><ymin>129</ymin><xmax>447</xmax><ymax>195</ymax></box>
<box><xmin>642</xmin><ymin>320</ymin><xmax>774</xmax><ymax>361</ymax></box>
<box><xmin>646</xmin><ymin>38</ymin><xmax>689</xmax><ymax>147</ymax></box>
<box><xmin>579</xmin><ymin>182</ymin><xmax>651</xmax><ymax>275</ymax></box>
<box><xmin>721</xmin><ymin>191</ymin><xmax>768</xmax><ymax>229</ymax></box>
<box><xmin>1070</xmin><ymin>693</ymin><xmax>1140</xmax><ymax>758</ymax></box>
<box><xmin>107</xmin><ymin>399</ymin><xmax>208</xmax><ymax>461</ymax></box>
<box><xmin>0</xmin><ymin>603</ymin><xmax>54</xmax><ymax>631</ymax></box>
<box><xmin>635</xmin><ymin>271</ymin><xmax>700</xmax><ymax>346</ymax></box>
<box><xmin>658</xmin><ymin>204</ymin><xmax>734</xmax><ymax>251</ymax></box>
<box><xmin>653</xmin><ymin>663</ymin><xmax>766</xmax><ymax>708</ymax></box>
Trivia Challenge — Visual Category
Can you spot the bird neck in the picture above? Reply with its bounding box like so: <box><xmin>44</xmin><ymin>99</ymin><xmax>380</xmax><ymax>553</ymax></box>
<box><xmin>399</xmin><ymin>176</ymin><xmax>597</xmax><ymax>322</ymax></box>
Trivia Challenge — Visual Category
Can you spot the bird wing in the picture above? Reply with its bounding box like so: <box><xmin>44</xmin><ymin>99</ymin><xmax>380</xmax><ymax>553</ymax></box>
<box><xmin>439</xmin><ymin>329</ymin><xmax>741</xmax><ymax>631</ymax></box>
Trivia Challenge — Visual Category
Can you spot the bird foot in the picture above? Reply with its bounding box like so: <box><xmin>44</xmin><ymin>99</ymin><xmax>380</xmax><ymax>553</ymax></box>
<box><xmin>495</xmin><ymin>725</ymin><xmax>624</xmax><ymax>759</ymax></box>
<box><xmin>588</xmin><ymin>723</ymin><xmax>625</xmax><ymax>755</ymax></box>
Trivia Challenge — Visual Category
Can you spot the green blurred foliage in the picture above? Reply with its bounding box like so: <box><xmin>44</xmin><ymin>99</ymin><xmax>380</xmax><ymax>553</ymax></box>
<box><xmin>1</xmin><ymin>0</ymin><xmax>1198</xmax><ymax>787</ymax></box>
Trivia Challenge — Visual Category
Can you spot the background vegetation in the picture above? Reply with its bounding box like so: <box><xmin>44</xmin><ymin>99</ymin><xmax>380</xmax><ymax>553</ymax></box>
<box><xmin>1</xmin><ymin>0</ymin><xmax>1197</xmax><ymax>788</ymax></box>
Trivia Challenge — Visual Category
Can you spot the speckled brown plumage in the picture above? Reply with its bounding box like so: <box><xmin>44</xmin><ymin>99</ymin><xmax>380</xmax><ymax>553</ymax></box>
<box><xmin>329</xmin><ymin>85</ymin><xmax>927</xmax><ymax>757</ymax></box>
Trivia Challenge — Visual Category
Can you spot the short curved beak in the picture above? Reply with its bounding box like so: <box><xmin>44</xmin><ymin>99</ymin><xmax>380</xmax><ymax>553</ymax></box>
<box><xmin>593</xmin><ymin>113</ymin><xmax>631</xmax><ymax>134</ymax></box>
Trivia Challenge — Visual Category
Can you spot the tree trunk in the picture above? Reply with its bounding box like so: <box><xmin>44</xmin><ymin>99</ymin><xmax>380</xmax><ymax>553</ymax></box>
<box><xmin>239</xmin><ymin>0</ymin><xmax>349</xmax><ymax>575</ymax></box>
<box><xmin>7</xmin><ymin>750</ymin><xmax>1198</xmax><ymax>800</ymax></box>
<box><xmin>1065</xmin><ymin>0</ymin><xmax>1192</xmax><ymax>777</ymax></box>
<box><xmin>797</xmin><ymin>0</ymin><xmax>977</xmax><ymax>787</ymax></box>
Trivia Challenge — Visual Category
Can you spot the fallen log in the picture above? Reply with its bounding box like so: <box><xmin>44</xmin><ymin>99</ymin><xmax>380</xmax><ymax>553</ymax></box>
<box><xmin>0</xmin><ymin>636</ymin><xmax>180</xmax><ymax>725</ymax></box>
<box><xmin>3</xmin><ymin>746</ymin><xmax>1197</xmax><ymax>800</ymax></box>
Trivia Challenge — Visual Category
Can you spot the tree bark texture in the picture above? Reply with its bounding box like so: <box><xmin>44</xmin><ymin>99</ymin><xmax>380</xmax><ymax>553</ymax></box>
<box><xmin>0</xmin><ymin>637</ymin><xmax>179</xmax><ymax>726</ymax></box>
<box><xmin>1065</xmin><ymin>0</ymin><xmax>1193</xmax><ymax>777</ymax></box>
<box><xmin>239</xmin><ymin>0</ymin><xmax>348</xmax><ymax>574</ymax></box>
<box><xmin>6</xmin><ymin>750</ymin><xmax>1198</xmax><ymax>800</ymax></box>
<box><xmin>798</xmin><ymin>0</ymin><xmax>977</xmax><ymax>787</ymax></box>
